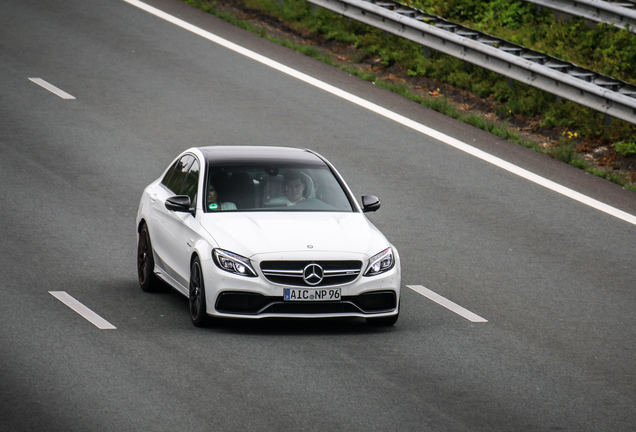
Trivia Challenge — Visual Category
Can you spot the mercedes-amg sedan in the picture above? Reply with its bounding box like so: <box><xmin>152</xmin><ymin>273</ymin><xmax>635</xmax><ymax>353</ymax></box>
<box><xmin>136</xmin><ymin>146</ymin><xmax>401</xmax><ymax>326</ymax></box>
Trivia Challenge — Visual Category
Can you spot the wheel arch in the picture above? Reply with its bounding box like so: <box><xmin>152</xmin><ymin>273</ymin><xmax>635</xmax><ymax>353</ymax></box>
<box><xmin>190</xmin><ymin>251</ymin><xmax>201</xmax><ymax>268</ymax></box>
<box><xmin>137</xmin><ymin>219</ymin><xmax>147</xmax><ymax>233</ymax></box>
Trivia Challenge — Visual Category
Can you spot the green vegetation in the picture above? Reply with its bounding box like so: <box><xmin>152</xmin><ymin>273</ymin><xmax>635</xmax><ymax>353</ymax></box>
<box><xmin>182</xmin><ymin>0</ymin><xmax>636</xmax><ymax>190</ymax></box>
<box><xmin>616</xmin><ymin>138</ymin><xmax>636</xmax><ymax>157</ymax></box>
<box><xmin>412</xmin><ymin>0</ymin><xmax>636</xmax><ymax>85</ymax></box>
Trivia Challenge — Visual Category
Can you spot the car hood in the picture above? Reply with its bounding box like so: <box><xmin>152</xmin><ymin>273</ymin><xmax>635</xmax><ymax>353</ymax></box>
<box><xmin>200</xmin><ymin>212</ymin><xmax>388</xmax><ymax>259</ymax></box>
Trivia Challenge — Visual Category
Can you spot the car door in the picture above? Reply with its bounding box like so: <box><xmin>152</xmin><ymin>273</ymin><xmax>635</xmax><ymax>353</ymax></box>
<box><xmin>148</xmin><ymin>154</ymin><xmax>199</xmax><ymax>290</ymax></box>
<box><xmin>166</xmin><ymin>156</ymin><xmax>202</xmax><ymax>289</ymax></box>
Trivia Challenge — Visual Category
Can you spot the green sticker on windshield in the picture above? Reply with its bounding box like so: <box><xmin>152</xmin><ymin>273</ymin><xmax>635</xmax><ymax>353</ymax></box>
<box><xmin>208</xmin><ymin>203</ymin><xmax>219</xmax><ymax>210</ymax></box>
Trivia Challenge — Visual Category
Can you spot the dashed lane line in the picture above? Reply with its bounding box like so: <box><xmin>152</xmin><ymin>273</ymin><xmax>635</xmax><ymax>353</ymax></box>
<box><xmin>407</xmin><ymin>285</ymin><xmax>488</xmax><ymax>323</ymax></box>
<box><xmin>28</xmin><ymin>78</ymin><xmax>76</xmax><ymax>99</ymax></box>
<box><xmin>49</xmin><ymin>291</ymin><xmax>116</xmax><ymax>329</ymax></box>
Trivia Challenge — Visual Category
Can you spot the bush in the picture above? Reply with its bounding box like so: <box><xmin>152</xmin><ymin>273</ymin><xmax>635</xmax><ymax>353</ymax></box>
<box><xmin>616</xmin><ymin>139</ymin><xmax>636</xmax><ymax>157</ymax></box>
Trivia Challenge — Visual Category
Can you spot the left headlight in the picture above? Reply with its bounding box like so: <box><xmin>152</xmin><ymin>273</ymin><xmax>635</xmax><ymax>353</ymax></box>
<box><xmin>212</xmin><ymin>249</ymin><xmax>258</xmax><ymax>277</ymax></box>
<box><xmin>364</xmin><ymin>247</ymin><xmax>395</xmax><ymax>277</ymax></box>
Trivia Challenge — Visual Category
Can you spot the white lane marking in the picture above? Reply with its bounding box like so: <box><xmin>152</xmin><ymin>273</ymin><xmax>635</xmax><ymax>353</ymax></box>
<box><xmin>124</xmin><ymin>0</ymin><xmax>636</xmax><ymax>227</ymax></box>
<box><xmin>49</xmin><ymin>291</ymin><xmax>116</xmax><ymax>329</ymax></box>
<box><xmin>407</xmin><ymin>285</ymin><xmax>487</xmax><ymax>323</ymax></box>
<box><xmin>28</xmin><ymin>78</ymin><xmax>76</xmax><ymax>99</ymax></box>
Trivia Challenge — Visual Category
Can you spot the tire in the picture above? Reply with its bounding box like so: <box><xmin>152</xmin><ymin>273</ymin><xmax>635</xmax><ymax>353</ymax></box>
<box><xmin>189</xmin><ymin>257</ymin><xmax>209</xmax><ymax>327</ymax></box>
<box><xmin>366</xmin><ymin>312</ymin><xmax>399</xmax><ymax>326</ymax></box>
<box><xmin>138</xmin><ymin>224</ymin><xmax>161</xmax><ymax>292</ymax></box>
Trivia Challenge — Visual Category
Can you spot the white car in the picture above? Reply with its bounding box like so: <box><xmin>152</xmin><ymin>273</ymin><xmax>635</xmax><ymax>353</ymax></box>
<box><xmin>136</xmin><ymin>146</ymin><xmax>401</xmax><ymax>326</ymax></box>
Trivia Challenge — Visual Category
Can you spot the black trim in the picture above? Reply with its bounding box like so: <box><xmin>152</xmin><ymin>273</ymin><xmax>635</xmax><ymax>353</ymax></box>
<box><xmin>215</xmin><ymin>292</ymin><xmax>269</xmax><ymax>313</ymax></box>
<box><xmin>215</xmin><ymin>290</ymin><xmax>397</xmax><ymax>315</ymax></box>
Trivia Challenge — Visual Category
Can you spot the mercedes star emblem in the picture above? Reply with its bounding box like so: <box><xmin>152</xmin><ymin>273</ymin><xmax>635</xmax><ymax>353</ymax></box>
<box><xmin>303</xmin><ymin>263</ymin><xmax>324</xmax><ymax>286</ymax></box>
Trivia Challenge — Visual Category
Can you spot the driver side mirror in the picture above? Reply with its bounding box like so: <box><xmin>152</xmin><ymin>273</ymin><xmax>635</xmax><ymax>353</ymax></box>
<box><xmin>166</xmin><ymin>195</ymin><xmax>195</xmax><ymax>216</ymax></box>
<box><xmin>361</xmin><ymin>195</ymin><xmax>381</xmax><ymax>213</ymax></box>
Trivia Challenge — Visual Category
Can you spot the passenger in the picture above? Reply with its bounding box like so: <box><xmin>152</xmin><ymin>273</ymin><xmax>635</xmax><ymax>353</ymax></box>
<box><xmin>207</xmin><ymin>182</ymin><xmax>237</xmax><ymax>211</ymax></box>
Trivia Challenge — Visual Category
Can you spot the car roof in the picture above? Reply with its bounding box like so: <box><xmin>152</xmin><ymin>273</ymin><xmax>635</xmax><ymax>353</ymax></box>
<box><xmin>197</xmin><ymin>146</ymin><xmax>325</xmax><ymax>166</ymax></box>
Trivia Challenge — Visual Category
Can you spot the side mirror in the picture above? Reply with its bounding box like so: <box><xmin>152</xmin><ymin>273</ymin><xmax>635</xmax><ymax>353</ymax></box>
<box><xmin>361</xmin><ymin>195</ymin><xmax>381</xmax><ymax>213</ymax></box>
<box><xmin>165</xmin><ymin>195</ymin><xmax>193</xmax><ymax>214</ymax></box>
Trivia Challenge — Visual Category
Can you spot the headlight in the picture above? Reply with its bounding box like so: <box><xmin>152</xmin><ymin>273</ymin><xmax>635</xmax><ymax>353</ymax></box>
<box><xmin>212</xmin><ymin>249</ymin><xmax>257</xmax><ymax>277</ymax></box>
<box><xmin>364</xmin><ymin>247</ymin><xmax>395</xmax><ymax>277</ymax></box>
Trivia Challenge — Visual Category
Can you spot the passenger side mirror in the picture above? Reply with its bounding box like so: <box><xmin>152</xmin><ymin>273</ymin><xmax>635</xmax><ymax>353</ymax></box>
<box><xmin>166</xmin><ymin>195</ymin><xmax>193</xmax><ymax>214</ymax></box>
<box><xmin>361</xmin><ymin>195</ymin><xmax>381</xmax><ymax>212</ymax></box>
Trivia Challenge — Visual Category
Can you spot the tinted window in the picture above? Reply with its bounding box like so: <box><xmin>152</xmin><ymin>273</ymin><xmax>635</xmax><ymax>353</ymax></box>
<box><xmin>205</xmin><ymin>162</ymin><xmax>355</xmax><ymax>212</ymax></box>
<box><xmin>162</xmin><ymin>155</ymin><xmax>193</xmax><ymax>194</ymax></box>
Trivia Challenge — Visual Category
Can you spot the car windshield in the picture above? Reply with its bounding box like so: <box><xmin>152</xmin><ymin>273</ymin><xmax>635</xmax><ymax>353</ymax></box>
<box><xmin>204</xmin><ymin>162</ymin><xmax>356</xmax><ymax>212</ymax></box>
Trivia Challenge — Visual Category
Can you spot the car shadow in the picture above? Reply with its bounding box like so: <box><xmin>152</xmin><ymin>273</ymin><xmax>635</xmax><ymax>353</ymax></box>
<box><xmin>170</xmin><ymin>288</ymin><xmax>398</xmax><ymax>336</ymax></box>
<box><xmin>207</xmin><ymin>316</ymin><xmax>396</xmax><ymax>336</ymax></box>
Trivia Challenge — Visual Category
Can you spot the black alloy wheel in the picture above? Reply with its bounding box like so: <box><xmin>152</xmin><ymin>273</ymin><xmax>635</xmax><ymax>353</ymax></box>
<box><xmin>189</xmin><ymin>257</ymin><xmax>209</xmax><ymax>327</ymax></box>
<box><xmin>138</xmin><ymin>224</ymin><xmax>161</xmax><ymax>292</ymax></box>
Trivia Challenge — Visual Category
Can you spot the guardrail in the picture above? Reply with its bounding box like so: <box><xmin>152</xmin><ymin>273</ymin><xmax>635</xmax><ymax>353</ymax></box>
<box><xmin>526</xmin><ymin>0</ymin><xmax>636</xmax><ymax>32</ymax></box>
<box><xmin>305</xmin><ymin>0</ymin><xmax>636</xmax><ymax>125</ymax></box>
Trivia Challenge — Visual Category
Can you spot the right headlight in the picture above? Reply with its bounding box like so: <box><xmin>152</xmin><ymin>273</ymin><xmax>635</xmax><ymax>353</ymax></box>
<box><xmin>212</xmin><ymin>249</ymin><xmax>258</xmax><ymax>277</ymax></box>
<box><xmin>363</xmin><ymin>247</ymin><xmax>395</xmax><ymax>277</ymax></box>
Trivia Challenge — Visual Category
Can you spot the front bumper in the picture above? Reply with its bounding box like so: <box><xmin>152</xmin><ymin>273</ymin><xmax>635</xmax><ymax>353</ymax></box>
<box><xmin>202</xmin><ymin>252</ymin><xmax>401</xmax><ymax>319</ymax></box>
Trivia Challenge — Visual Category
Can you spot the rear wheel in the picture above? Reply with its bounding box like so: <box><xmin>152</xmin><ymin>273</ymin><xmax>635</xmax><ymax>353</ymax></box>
<box><xmin>366</xmin><ymin>312</ymin><xmax>399</xmax><ymax>326</ymax></box>
<box><xmin>137</xmin><ymin>224</ymin><xmax>161</xmax><ymax>292</ymax></box>
<box><xmin>189</xmin><ymin>257</ymin><xmax>209</xmax><ymax>327</ymax></box>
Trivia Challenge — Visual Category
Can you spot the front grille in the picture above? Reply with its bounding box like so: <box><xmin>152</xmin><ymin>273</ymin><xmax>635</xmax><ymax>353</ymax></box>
<box><xmin>260</xmin><ymin>260</ymin><xmax>362</xmax><ymax>287</ymax></box>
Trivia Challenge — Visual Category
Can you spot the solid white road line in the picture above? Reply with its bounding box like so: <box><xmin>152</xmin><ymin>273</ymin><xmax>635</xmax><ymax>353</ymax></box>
<box><xmin>407</xmin><ymin>285</ymin><xmax>488</xmax><ymax>323</ymax></box>
<box><xmin>28</xmin><ymin>78</ymin><xmax>76</xmax><ymax>99</ymax></box>
<box><xmin>49</xmin><ymin>291</ymin><xmax>116</xmax><ymax>329</ymax></box>
<box><xmin>124</xmin><ymin>0</ymin><xmax>636</xmax><ymax>227</ymax></box>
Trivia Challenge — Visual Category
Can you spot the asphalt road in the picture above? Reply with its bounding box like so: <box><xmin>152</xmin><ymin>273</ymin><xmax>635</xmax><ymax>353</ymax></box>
<box><xmin>1</xmin><ymin>0</ymin><xmax>636</xmax><ymax>430</ymax></box>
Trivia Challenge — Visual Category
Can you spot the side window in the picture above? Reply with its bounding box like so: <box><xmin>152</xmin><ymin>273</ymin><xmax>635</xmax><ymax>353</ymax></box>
<box><xmin>181</xmin><ymin>158</ymin><xmax>200</xmax><ymax>204</ymax></box>
<box><xmin>161</xmin><ymin>155</ymin><xmax>192</xmax><ymax>194</ymax></box>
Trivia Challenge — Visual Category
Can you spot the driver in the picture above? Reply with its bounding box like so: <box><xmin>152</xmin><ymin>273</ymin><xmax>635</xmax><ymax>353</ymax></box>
<box><xmin>282</xmin><ymin>172</ymin><xmax>306</xmax><ymax>205</ymax></box>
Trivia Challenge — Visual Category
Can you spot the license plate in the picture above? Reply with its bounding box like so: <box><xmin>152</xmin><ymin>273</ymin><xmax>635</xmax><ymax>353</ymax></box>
<box><xmin>284</xmin><ymin>288</ymin><xmax>341</xmax><ymax>301</ymax></box>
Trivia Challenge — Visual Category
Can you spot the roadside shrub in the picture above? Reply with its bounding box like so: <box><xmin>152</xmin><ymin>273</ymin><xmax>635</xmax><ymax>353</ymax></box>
<box><xmin>616</xmin><ymin>139</ymin><xmax>636</xmax><ymax>157</ymax></box>
<box><xmin>475</xmin><ymin>0</ymin><xmax>536</xmax><ymax>30</ymax></box>
<box><xmin>447</xmin><ymin>70</ymin><xmax>473</xmax><ymax>89</ymax></box>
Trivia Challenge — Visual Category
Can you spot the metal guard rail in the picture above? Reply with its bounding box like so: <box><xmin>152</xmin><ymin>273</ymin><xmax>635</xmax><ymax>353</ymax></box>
<box><xmin>525</xmin><ymin>0</ymin><xmax>636</xmax><ymax>32</ymax></box>
<box><xmin>306</xmin><ymin>0</ymin><xmax>636</xmax><ymax>125</ymax></box>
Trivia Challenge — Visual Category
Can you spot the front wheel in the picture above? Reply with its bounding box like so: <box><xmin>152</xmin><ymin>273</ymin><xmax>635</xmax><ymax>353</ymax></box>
<box><xmin>138</xmin><ymin>224</ymin><xmax>161</xmax><ymax>292</ymax></box>
<box><xmin>189</xmin><ymin>257</ymin><xmax>209</xmax><ymax>327</ymax></box>
<box><xmin>366</xmin><ymin>312</ymin><xmax>399</xmax><ymax>326</ymax></box>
